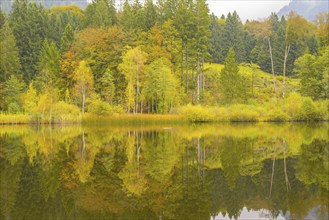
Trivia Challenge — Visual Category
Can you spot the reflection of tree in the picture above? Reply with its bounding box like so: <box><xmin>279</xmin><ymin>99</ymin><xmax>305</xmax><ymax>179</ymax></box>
<box><xmin>295</xmin><ymin>139</ymin><xmax>329</xmax><ymax>190</ymax></box>
<box><xmin>73</xmin><ymin>131</ymin><xmax>99</xmax><ymax>183</ymax></box>
<box><xmin>220</xmin><ymin>137</ymin><xmax>248</xmax><ymax>190</ymax></box>
<box><xmin>0</xmin><ymin>159</ymin><xmax>22</xmax><ymax>219</ymax></box>
<box><xmin>119</xmin><ymin>131</ymin><xmax>147</xmax><ymax>196</ymax></box>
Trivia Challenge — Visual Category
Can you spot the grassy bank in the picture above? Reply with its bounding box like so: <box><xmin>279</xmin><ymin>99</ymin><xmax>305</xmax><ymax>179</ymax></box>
<box><xmin>0</xmin><ymin>112</ymin><xmax>186</xmax><ymax>125</ymax></box>
<box><xmin>179</xmin><ymin>95</ymin><xmax>329</xmax><ymax>123</ymax></box>
<box><xmin>1</xmin><ymin>93</ymin><xmax>328</xmax><ymax>124</ymax></box>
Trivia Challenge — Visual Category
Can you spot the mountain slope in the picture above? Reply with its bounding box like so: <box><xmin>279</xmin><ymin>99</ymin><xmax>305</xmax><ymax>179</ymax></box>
<box><xmin>278</xmin><ymin>0</ymin><xmax>328</xmax><ymax>21</ymax></box>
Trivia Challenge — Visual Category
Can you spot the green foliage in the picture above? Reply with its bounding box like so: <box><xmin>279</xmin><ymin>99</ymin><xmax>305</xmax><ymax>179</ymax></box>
<box><xmin>99</xmin><ymin>69</ymin><xmax>115</xmax><ymax>104</ymax></box>
<box><xmin>60</xmin><ymin>24</ymin><xmax>74</xmax><ymax>52</ymax></box>
<box><xmin>282</xmin><ymin>92</ymin><xmax>304</xmax><ymax>119</ymax></box>
<box><xmin>36</xmin><ymin>39</ymin><xmax>61</xmax><ymax>90</ymax></box>
<box><xmin>315</xmin><ymin>100</ymin><xmax>329</xmax><ymax>120</ymax></box>
<box><xmin>294</xmin><ymin>51</ymin><xmax>327</xmax><ymax>100</ymax></box>
<box><xmin>266</xmin><ymin>109</ymin><xmax>290</xmax><ymax>122</ymax></box>
<box><xmin>87</xmin><ymin>97</ymin><xmax>114</xmax><ymax>116</ymax></box>
<box><xmin>83</xmin><ymin>0</ymin><xmax>117</xmax><ymax>28</ymax></box>
<box><xmin>143</xmin><ymin>58</ymin><xmax>180</xmax><ymax>113</ymax></box>
<box><xmin>296</xmin><ymin>97</ymin><xmax>319</xmax><ymax>121</ymax></box>
<box><xmin>9</xmin><ymin>0</ymin><xmax>48</xmax><ymax>82</ymax></box>
<box><xmin>4</xmin><ymin>75</ymin><xmax>25</xmax><ymax>111</ymax></box>
<box><xmin>7</xmin><ymin>102</ymin><xmax>21</xmax><ymax>114</ymax></box>
<box><xmin>221</xmin><ymin>12</ymin><xmax>246</xmax><ymax>63</ymax></box>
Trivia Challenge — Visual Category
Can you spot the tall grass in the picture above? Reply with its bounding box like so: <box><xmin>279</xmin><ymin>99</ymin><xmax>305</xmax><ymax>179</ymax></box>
<box><xmin>0</xmin><ymin>113</ymin><xmax>31</xmax><ymax>124</ymax></box>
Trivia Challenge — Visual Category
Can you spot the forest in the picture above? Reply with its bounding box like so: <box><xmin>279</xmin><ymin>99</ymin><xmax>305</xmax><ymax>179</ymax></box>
<box><xmin>0</xmin><ymin>0</ymin><xmax>328</xmax><ymax>123</ymax></box>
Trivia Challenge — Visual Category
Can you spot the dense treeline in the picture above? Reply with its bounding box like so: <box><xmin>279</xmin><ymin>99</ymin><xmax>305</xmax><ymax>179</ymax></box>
<box><xmin>0</xmin><ymin>0</ymin><xmax>328</xmax><ymax>122</ymax></box>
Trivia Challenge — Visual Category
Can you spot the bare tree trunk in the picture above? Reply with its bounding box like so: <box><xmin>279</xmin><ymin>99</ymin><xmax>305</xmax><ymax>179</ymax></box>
<box><xmin>49</xmin><ymin>98</ymin><xmax>52</xmax><ymax>125</ymax></box>
<box><xmin>282</xmin><ymin>44</ymin><xmax>290</xmax><ymax>98</ymax></box>
<box><xmin>136</xmin><ymin>63</ymin><xmax>139</xmax><ymax>114</ymax></box>
<box><xmin>82</xmin><ymin>92</ymin><xmax>85</xmax><ymax>114</ymax></box>
<box><xmin>197</xmin><ymin>74</ymin><xmax>200</xmax><ymax>104</ymax></box>
<box><xmin>181</xmin><ymin>40</ymin><xmax>184</xmax><ymax>87</ymax></box>
<box><xmin>201</xmin><ymin>56</ymin><xmax>205</xmax><ymax>103</ymax></box>
<box><xmin>192</xmin><ymin>68</ymin><xmax>194</xmax><ymax>104</ymax></box>
<box><xmin>186</xmin><ymin>43</ymin><xmax>188</xmax><ymax>93</ymax></box>
<box><xmin>267</xmin><ymin>37</ymin><xmax>276</xmax><ymax>93</ymax></box>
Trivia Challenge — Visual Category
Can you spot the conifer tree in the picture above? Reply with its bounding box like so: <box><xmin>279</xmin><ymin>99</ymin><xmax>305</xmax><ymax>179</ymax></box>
<box><xmin>36</xmin><ymin>39</ymin><xmax>61</xmax><ymax>91</ymax></box>
<box><xmin>219</xmin><ymin>48</ymin><xmax>245</xmax><ymax>104</ymax></box>
<box><xmin>60</xmin><ymin>23</ymin><xmax>74</xmax><ymax>52</ymax></box>
<box><xmin>0</xmin><ymin>19</ymin><xmax>21</xmax><ymax>82</ymax></box>
<box><xmin>9</xmin><ymin>0</ymin><xmax>48</xmax><ymax>82</ymax></box>
<box><xmin>221</xmin><ymin>12</ymin><xmax>246</xmax><ymax>63</ymax></box>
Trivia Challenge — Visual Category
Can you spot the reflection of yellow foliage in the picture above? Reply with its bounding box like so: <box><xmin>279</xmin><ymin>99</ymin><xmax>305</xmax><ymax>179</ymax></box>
<box><xmin>73</xmin><ymin>135</ymin><xmax>100</xmax><ymax>183</ymax></box>
<box><xmin>118</xmin><ymin>134</ymin><xmax>148</xmax><ymax>196</ymax></box>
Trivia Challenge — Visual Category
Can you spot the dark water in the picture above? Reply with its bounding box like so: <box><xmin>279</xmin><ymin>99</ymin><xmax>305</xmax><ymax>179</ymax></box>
<box><xmin>0</xmin><ymin>123</ymin><xmax>328</xmax><ymax>220</ymax></box>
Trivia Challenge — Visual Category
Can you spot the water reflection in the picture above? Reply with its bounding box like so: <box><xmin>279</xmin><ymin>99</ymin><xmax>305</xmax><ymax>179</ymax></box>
<box><xmin>0</xmin><ymin>123</ymin><xmax>328</xmax><ymax>220</ymax></box>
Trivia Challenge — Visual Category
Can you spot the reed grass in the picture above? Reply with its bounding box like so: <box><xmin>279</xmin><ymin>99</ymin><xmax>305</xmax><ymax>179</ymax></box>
<box><xmin>0</xmin><ymin>113</ymin><xmax>31</xmax><ymax>124</ymax></box>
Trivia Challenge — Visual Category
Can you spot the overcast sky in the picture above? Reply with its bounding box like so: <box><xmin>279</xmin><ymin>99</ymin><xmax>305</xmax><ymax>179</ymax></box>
<box><xmin>207</xmin><ymin>0</ymin><xmax>291</xmax><ymax>22</ymax></box>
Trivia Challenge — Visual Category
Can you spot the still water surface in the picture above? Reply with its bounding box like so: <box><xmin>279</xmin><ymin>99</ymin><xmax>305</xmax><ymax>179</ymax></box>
<box><xmin>0</xmin><ymin>123</ymin><xmax>328</xmax><ymax>220</ymax></box>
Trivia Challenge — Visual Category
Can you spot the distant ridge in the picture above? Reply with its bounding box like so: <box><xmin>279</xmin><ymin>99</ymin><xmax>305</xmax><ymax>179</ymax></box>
<box><xmin>278</xmin><ymin>0</ymin><xmax>329</xmax><ymax>21</ymax></box>
<box><xmin>0</xmin><ymin>0</ymin><xmax>88</xmax><ymax>14</ymax></box>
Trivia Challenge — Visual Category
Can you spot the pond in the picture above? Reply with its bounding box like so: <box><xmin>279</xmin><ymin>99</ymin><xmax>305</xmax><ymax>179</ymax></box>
<box><xmin>0</xmin><ymin>123</ymin><xmax>328</xmax><ymax>220</ymax></box>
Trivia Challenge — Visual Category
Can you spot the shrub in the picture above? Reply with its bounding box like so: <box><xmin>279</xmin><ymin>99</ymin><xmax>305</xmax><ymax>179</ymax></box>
<box><xmin>179</xmin><ymin>104</ymin><xmax>216</xmax><ymax>122</ymax></box>
<box><xmin>266</xmin><ymin>109</ymin><xmax>290</xmax><ymax>122</ymax></box>
<box><xmin>315</xmin><ymin>100</ymin><xmax>329</xmax><ymax>121</ymax></box>
<box><xmin>283</xmin><ymin>92</ymin><xmax>303</xmax><ymax>119</ymax></box>
<box><xmin>53</xmin><ymin>101</ymin><xmax>81</xmax><ymax>123</ymax></box>
<box><xmin>88</xmin><ymin>99</ymin><xmax>113</xmax><ymax>116</ymax></box>
<box><xmin>296</xmin><ymin>98</ymin><xmax>319</xmax><ymax>121</ymax></box>
<box><xmin>228</xmin><ymin>104</ymin><xmax>260</xmax><ymax>122</ymax></box>
<box><xmin>7</xmin><ymin>102</ymin><xmax>21</xmax><ymax>114</ymax></box>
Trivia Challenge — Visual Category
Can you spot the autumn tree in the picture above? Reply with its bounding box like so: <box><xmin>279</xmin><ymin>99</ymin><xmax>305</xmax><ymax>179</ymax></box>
<box><xmin>282</xmin><ymin>12</ymin><xmax>312</xmax><ymax>97</ymax></box>
<box><xmin>143</xmin><ymin>58</ymin><xmax>180</xmax><ymax>113</ymax></box>
<box><xmin>22</xmin><ymin>82</ymin><xmax>38</xmax><ymax>115</ymax></box>
<box><xmin>119</xmin><ymin>47</ymin><xmax>147</xmax><ymax>113</ymax></box>
<box><xmin>73</xmin><ymin>61</ymin><xmax>95</xmax><ymax>113</ymax></box>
